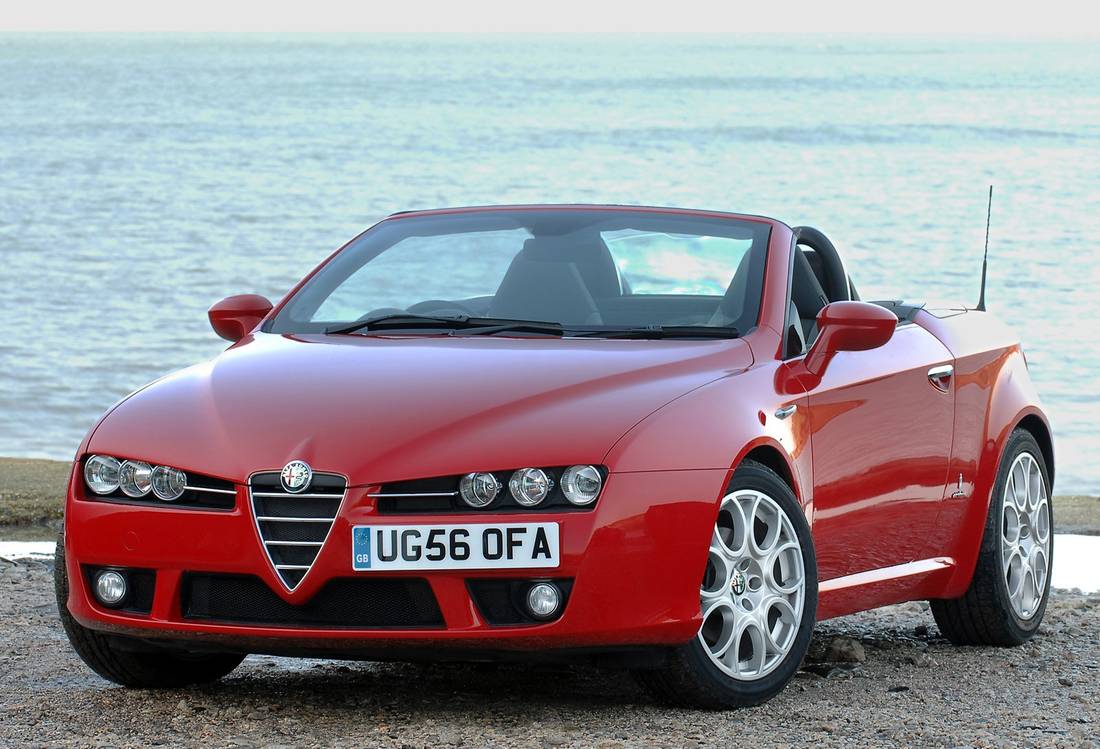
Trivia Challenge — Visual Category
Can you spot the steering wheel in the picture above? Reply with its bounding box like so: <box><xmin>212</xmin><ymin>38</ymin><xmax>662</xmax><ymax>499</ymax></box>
<box><xmin>792</xmin><ymin>226</ymin><xmax>850</xmax><ymax>303</ymax></box>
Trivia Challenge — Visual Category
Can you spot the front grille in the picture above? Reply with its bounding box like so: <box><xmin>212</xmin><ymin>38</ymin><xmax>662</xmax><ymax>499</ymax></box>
<box><xmin>181</xmin><ymin>574</ymin><xmax>443</xmax><ymax>628</ymax></box>
<box><xmin>249</xmin><ymin>471</ymin><xmax>346</xmax><ymax>590</ymax></box>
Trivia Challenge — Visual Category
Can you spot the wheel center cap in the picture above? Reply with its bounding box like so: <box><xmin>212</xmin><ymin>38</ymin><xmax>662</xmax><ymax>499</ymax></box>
<box><xmin>731</xmin><ymin>570</ymin><xmax>747</xmax><ymax>596</ymax></box>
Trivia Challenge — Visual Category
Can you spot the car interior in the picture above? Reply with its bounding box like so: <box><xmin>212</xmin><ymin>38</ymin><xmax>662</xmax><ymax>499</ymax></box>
<box><xmin>483</xmin><ymin>223</ymin><xmax>860</xmax><ymax>354</ymax></box>
<box><xmin>785</xmin><ymin>226</ymin><xmax>856</xmax><ymax>358</ymax></box>
<box><xmin>395</xmin><ymin>226</ymin><xmax>861</xmax><ymax>347</ymax></box>
<box><xmin>404</xmin><ymin>228</ymin><xmax>766</xmax><ymax>333</ymax></box>
<box><xmin>307</xmin><ymin>218</ymin><xmax>920</xmax><ymax>348</ymax></box>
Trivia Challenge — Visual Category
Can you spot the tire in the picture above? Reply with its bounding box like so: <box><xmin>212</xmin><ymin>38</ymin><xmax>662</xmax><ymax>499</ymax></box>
<box><xmin>54</xmin><ymin>534</ymin><xmax>245</xmax><ymax>688</ymax></box>
<box><xmin>930</xmin><ymin>429</ymin><xmax>1053</xmax><ymax>646</ymax></box>
<box><xmin>635</xmin><ymin>460</ymin><xmax>818</xmax><ymax>709</ymax></box>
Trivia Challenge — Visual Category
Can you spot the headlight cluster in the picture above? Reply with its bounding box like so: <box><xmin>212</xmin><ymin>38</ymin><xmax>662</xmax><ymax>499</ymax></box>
<box><xmin>459</xmin><ymin>465</ymin><xmax>603</xmax><ymax>509</ymax></box>
<box><xmin>84</xmin><ymin>455</ymin><xmax>188</xmax><ymax>501</ymax></box>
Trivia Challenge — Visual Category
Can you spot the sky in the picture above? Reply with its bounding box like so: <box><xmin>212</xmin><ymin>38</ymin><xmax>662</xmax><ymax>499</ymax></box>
<box><xmin>3</xmin><ymin>0</ymin><xmax>1099</xmax><ymax>33</ymax></box>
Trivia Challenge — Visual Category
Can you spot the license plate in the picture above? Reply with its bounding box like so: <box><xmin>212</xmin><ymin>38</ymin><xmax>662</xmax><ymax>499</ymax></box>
<box><xmin>351</xmin><ymin>523</ymin><xmax>559</xmax><ymax>571</ymax></box>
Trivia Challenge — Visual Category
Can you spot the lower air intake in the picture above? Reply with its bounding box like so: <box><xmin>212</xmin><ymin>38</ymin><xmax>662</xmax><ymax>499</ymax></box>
<box><xmin>181</xmin><ymin>574</ymin><xmax>444</xmax><ymax>628</ymax></box>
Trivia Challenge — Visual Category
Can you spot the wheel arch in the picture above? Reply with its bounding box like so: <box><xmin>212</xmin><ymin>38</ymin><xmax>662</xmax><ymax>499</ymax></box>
<box><xmin>1015</xmin><ymin>413</ymin><xmax>1054</xmax><ymax>490</ymax></box>
<box><xmin>726</xmin><ymin>437</ymin><xmax>810</xmax><ymax>521</ymax></box>
<box><xmin>736</xmin><ymin>443</ymin><xmax>798</xmax><ymax>498</ymax></box>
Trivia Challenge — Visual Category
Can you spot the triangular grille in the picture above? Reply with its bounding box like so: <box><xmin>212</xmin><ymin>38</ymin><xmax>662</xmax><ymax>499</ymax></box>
<box><xmin>249</xmin><ymin>471</ymin><xmax>346</xmax><ymax>590</ymax></box>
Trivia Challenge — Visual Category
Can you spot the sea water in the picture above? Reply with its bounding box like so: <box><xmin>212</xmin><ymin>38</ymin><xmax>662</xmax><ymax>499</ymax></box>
<box><xmin>1</xmin><ymin>34</ymin><xmax>1097</xmax><ymax>492</ymax></box>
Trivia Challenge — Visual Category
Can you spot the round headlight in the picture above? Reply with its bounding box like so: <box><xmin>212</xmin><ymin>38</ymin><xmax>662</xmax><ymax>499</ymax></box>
<box><xmin>508</xmin><ymin>468</ymin><xmax>553</xmax><ymax>506</ymax></box>
<box><xmin>84</xmin><ymin>455</ymin><xmax>121</xmax><ymax>495</ymax></box>
<box><xmin>459</xmin><ymin>472</ymin><xmax>500</xmax><ymax>508</ymax></box>
<box><xmin>561</xmin><ymin>465</ymin><xmax>602</xmax><ymax>505</ymax></box>
<box><xmin>151</xmin><ymin>465</ymin><xmax>187</xmax><ymax>501</ymax></box>
<box><xmin>93</xmin><ymin>570</ymin><xmax>128</xmax><ymax>607</ymax></box>
<box><xmin>117</xmin><ymin>460</ymin><xmax>153</xmax><ymax>497</ymax></box>
<box><xmin>526</xmin><ymin>582</ymin><xmax>562</xmax><ymax>619</ymax></box>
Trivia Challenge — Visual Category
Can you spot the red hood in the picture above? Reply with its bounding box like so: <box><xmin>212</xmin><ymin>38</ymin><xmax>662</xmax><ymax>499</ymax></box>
<box><xmin>88</xmin><ymin>333</ymin><xmax>752</xmax><ymax>485</ymax></box>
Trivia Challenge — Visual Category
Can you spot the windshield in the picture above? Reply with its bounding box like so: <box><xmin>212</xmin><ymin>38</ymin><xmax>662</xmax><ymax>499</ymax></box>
<box><xmin>270</xmin><ymin>209</ymin><xmax>771</xmax><ymax>338</ymax></box>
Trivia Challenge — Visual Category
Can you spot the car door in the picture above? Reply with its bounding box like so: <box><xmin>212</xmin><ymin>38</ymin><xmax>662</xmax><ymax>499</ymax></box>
<box><xmin>803</xmin><ymin>322</ymin><xmax>955</xmax><ymax>579</ymax></box>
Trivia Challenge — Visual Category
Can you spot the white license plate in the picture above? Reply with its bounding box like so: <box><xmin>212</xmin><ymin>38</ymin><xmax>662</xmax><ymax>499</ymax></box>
<box><xmin>351</xmin><ymin>523</ymin><xmax>559</xmax><ymax>571</ymax></box>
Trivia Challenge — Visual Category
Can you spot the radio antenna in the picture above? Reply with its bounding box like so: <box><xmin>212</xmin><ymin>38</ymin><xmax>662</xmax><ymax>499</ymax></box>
<box><xmin>977</xmin><ymin>185</ymin><xmax>992</xmax><ymax>311</ymax></box>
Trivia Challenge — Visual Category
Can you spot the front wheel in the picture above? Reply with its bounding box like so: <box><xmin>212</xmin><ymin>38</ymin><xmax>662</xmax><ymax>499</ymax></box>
<box><xmin>636</xmin><ymin>460</ymin><xmax>818</xmax><ymax>709</ymax></box>
<box><xmin>54</xmin><ymin>535</ymin><xmax>245</xmax><ymax>688</ymax></box>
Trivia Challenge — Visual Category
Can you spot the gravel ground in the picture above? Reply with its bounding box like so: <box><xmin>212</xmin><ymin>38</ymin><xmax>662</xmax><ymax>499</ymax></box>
<box><xmin>1</xmin><ymin>558</ymin><xmax>1097</xmax><ymax>748</ymax></box>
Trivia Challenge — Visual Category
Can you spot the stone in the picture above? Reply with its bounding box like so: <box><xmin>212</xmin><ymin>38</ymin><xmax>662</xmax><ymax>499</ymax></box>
<box><xmin>906</xmin><ymin>653</ymin><xmax>934</xmax><ymax>668</ymax></box>
<box><xmin>826</xmin><ymin>637</ymin><xmax>866</xmax><ymax>663</ymax></box>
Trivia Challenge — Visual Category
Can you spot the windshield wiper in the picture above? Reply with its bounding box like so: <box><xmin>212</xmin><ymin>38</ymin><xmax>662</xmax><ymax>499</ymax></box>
<box><xmin>326</xmin><ymin>313</ymin><xmax>470</xmax><ymax>335</ymax></box>
<box><xmin>450</xmin><ymin>320</ymin><xmax>564</xmax><ymax>337</ymax></box>
<box><xmin>326</xmin><ymin>314</ymin><xmax>563</xmax><ymax>337</ymax></box>
<box><xmin>576</xmin><ymin>325</ymin><xmax>740</xmax><ymax>340</ymax></box>
<box><xmin>327</xmin><ymin>316</ymin><xmax>734</xmax><ymax>340</ymax></box>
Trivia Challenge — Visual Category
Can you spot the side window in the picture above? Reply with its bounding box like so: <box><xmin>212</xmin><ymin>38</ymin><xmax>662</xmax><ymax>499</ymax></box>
<box><xmin>601</xmin><ymin>230</ymin><xmax>753</xmax><ymax>296</ymax></box>
<box><xmin>312</xmin><ymin>229</ymin><xmax>528</xmax><ymax>321</ymax></box>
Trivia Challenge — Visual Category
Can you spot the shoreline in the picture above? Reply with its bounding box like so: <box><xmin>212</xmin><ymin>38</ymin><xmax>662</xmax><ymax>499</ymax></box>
<box><xmin>2</xmin><ymin>457</ymin><xmax>1097</xmax><ymax>540</ymax></box>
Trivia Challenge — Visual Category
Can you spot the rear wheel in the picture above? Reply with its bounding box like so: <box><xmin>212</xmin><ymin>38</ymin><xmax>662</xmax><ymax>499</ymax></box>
<box><xmin>636</xmin><ymin>460</ymin><xmax>817</xmax><ymax>709</ymax></box>
<box><xmin>54</xmin><ymin>535</ymin><xmax>245</xmax><ymax>688</ymax></box>
<box><xmin>930</xmin><ymin>429</ymin><xmax>1053</xmax><ymax>646</ymax></box>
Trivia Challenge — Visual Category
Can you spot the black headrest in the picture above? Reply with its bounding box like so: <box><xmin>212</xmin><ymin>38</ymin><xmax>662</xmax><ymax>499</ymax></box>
<box><xmin>709</xmin><ymin>251</ymin><xmax>752</xmax><ymax>326</ymax></box>
<box><xmin>516</xmin><ymin>233</ymin><xmax>621</xmax><ymax>299</ymax></box>
<box><xmin>803</xmin><ymin>248</ymin><xmax>826</xmax><ymax>289</ymax></box>
<box><xmin>792</xmin><ymin>249</ymin><xmax>829</xmax><ymax>320</ymax></box>
<box><xmin>489</xmin><ymin>254</ymin><xmax>600</xmax><ymax>325</ymax></box>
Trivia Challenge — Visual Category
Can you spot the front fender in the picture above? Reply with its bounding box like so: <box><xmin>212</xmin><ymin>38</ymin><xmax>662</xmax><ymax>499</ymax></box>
<box><xmin>602</xmin><ymin>363</ymin><xmax>810</xmax><ymax>625</ymax></box>
<box><xmin>603</xmin><ymin>362</ymin><xmax>810</xmax><ymax>502</ymax></box>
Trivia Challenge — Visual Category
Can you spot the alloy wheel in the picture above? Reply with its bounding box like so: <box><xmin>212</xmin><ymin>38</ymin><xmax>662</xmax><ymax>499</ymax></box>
<box><xmin>699</xmin><ymin>489</ymin><xmax>806</xmax><ymax>680</ymax></box>
<box><xmin>1001</xmin><ymin>451</ymin><xmax>1051</xmax><ymax>620</ymax></box>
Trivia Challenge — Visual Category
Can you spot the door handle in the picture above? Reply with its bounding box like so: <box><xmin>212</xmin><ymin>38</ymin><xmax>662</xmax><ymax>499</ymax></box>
<box><xmin>928</xmin><ymin>364</ymin><xmax>953</xmax><ymax>392</ymax></box>
<box><xmin>775</xmin><ymin>404</ymin><xmax>797</xmax><ymax>420</ymax></box>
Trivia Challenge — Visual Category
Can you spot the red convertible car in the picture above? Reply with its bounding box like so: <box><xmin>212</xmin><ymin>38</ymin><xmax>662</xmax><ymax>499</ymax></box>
<box><xmin>57</xmin><ymin>205</ymin><xmax>1054</xmax><ymax>708</ymax></box>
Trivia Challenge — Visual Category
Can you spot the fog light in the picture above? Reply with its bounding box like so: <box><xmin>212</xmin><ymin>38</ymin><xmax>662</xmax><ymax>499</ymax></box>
<box><xmin>94</xmin><ymin>570</ymin><xmax>128</xmax><ymax>607</ymax></box>
<box><xmin>459</xmin><ymin>472</ymin><xmax>501</xmax><ymax>508</ymax></box>
<box><xmin>509</xmin><ymin>468</ymin><xmax>552</xmax><ymax>506</ymax></box>
<box><xmin>526</xmin><ymin>582</ymin><xmax>561</xmax><ymax>619</ymax></box>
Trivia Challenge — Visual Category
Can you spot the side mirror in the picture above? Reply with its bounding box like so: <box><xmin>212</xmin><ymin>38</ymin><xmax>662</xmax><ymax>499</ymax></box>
<box><xmin>805</xmin><ymin>301</ymin><xmax>897</xmax><ymax>376</ymax></box>
<box><xmin>208</xmin><ymin>294</ymin><xmax>273</xmax><ymax>342</ymax></box>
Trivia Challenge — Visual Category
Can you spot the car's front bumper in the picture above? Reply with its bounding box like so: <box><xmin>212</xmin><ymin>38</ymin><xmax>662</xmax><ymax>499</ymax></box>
<box><xmin>64</xmin><ymin>467</ymin><xmax>727</xmax><ymax>655</ymax></box>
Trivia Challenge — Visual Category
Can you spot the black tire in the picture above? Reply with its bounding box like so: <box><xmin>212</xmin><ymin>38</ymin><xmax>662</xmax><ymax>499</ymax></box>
<box><xmin>54</xmin><ymin>534</ymin><xmax>245</xmax><ymax>688</ymax></box>
<box><xmin>635</xmin><ymin>460</ymin><xmax>818</xmax><ymax>709</ymax></box>
<box><xmin>930</xmin><ymin>429</ymin><xmax>1053</xmax><ymax>646</ymax></box>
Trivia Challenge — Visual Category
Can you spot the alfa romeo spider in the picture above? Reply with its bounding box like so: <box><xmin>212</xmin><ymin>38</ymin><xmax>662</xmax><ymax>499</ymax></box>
<box><xmin>57</xmin><ymin>205</ymin><xmax>1054</xmax><ymax>707</ymax></box>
